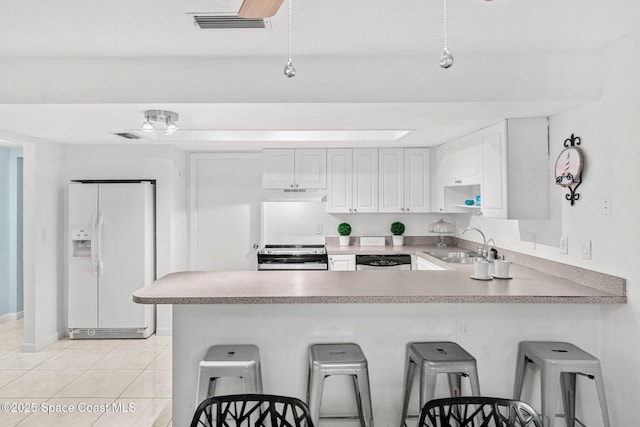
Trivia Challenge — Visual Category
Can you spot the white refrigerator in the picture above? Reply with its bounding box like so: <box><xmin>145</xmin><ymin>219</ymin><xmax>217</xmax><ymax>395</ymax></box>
<box><xmin>68</xmin><ymin>181</ymin><xmax>155</xmax><ymax>339</ymax></box>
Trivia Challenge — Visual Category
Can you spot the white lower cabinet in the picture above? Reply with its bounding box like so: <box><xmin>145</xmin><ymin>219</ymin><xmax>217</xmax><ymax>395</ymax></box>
<box><xmin>329</xmin><ymin>255</ymin><xmax>356</xmax><ymax>271</ymax></box>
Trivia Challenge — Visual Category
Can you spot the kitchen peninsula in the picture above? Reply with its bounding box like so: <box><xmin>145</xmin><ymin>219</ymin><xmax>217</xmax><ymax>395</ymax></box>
<box><xmin>133</xmin><ymin>249</ymin><xmax>625</xmax><ymax>426</ymax></box>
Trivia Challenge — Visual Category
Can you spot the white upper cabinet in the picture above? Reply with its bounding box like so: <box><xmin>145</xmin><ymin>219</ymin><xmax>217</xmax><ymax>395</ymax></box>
<box><xmin>263</xmin><ymin>149</ymin><xmax>326</xmax><ymax>190</ymax></box>
<box><xmin>378</xmin><ymin>148</ymin><xmax>405</xmax><ymax>212</ymax></box>
<box><xmin>404</xmin><ymin>148</ymin><xmax>431</xmax><ymax>213</ymax></box>
<box><xmin>435</xmin><ymin>118</ymin><xmax>548</xmax><ymax>219</ymax></box>
<box><xmin>352</xmin><ymin>148</ymin><xmax>379</xmax><ymax>213</ymax></box>
<box><xmin>480</xmin><ymin>118</ymin><xmax>549</xmax><ymax>219</ymax></box>
<box><xmin>326</xmin><ymin>149</ymin><xmax>353</xmax><ymax>213</ymax></box>
<box><xmin>378</xmin><ymin>148</ymin><xmax>430</xmax><ymax>213</ymax></box>
<box><xmin>327</xmin><ymin>148</ymin><xmax>378</xmax><ymax>213</ymax></box>
<box><xmin>444</xmin><ymin>137</ymin><xmax>481</xmax><ymax>186</ymax></box>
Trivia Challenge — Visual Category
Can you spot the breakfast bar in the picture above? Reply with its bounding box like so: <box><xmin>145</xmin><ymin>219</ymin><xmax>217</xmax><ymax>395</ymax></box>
<box><xmin>133</xmin><ymin>250</ymin><xmax>625</xmax><ymax>426</ymax></box>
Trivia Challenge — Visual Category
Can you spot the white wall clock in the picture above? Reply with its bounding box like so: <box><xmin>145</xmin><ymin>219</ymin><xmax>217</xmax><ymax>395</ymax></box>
<box><xmin>555</xmin><ymin>134</ymin><xmax>584</xmax><ymax>205</ymax></box>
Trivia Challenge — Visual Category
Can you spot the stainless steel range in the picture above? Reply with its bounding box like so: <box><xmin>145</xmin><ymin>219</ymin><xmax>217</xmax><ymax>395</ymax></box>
<box><xmin>257</xmin><ymin>244</ymin><xmax>328</xmax><ymax>270</ymax></box>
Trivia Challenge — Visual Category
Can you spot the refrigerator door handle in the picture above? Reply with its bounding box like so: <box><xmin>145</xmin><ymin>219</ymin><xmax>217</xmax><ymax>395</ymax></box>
<box><xmin>91</xmin><ymin>212</ymin><xmax>98</xmax><ymax>276</ymax></box>
<box><xmin>97</xmin><ymin>211</ymin><xmax>104</xmax><ymax>276</ymax></box>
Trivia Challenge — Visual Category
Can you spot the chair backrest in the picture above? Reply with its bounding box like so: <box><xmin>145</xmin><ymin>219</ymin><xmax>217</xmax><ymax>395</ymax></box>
<box><xmin>419</xmin><ymin>396</ymin><xmax>543</xmax><ymax>427</ymax></box>
<box><xmin>191</xmin><ymin>394</ymin><xmax>315</xmax><ymax>427</ymax></box>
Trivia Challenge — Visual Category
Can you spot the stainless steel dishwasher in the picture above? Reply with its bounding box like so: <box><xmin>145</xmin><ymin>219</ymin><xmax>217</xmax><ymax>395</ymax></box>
<box><xmin>355</xmin><ymin>254</ymin><xmax>412</xmax><ymax>271</ymax></box>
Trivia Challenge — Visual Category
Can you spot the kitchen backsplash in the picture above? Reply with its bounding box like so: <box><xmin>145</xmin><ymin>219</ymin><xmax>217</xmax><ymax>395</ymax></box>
<box><xmin>261</xmin><ymin>201</ymin><xmax>471</xmax><ymax>244</ymax></box>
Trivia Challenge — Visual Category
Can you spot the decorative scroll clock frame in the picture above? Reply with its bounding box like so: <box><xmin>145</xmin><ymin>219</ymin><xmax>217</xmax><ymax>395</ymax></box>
<box><xmin>555</xmin><ymin>133</ymin><xmax>584</xmax><ymax>206</ymax></box>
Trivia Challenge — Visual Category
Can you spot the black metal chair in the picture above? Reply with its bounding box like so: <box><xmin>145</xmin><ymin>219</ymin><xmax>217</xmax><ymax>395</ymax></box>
<box><xmin>191</xmin><ymin>394</ymin><xmax>315</xmax><ymax>427</ymax></box>
<box><xmin>418</xmin><ymin>396</ymin><xmax>543</xmax><ymax>427</ymax></box>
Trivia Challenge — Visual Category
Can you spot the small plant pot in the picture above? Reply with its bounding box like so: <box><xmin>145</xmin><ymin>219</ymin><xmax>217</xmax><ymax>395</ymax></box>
<box><xmin>339</xmin><ymin>236</ymin><xmax>350</xmax><ymax>247</ymax></box>
<box><xmin>392</xmin><ymin>235</ymin><xmax>404</xmax><ymax>246</ymax></box>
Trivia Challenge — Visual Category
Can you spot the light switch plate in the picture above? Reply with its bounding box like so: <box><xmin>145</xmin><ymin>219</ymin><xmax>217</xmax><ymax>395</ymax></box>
<box><xmin>602</xmin><ymin>196</ymin><xmax>612</xmax><ymax>215</ymax></box>
<box><xmin>581</xmin><ymin>240</ymin><xmax>592</xmax><ymax>260</ymax></box>
<box><xmin>560</xmin><ymin>236</ymin><xmax>568</xmax><ymax>254</ymax></box>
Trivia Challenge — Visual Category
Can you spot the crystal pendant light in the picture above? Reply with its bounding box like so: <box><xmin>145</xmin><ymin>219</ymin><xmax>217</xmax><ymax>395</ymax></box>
<box><xmin>283</xmin><ymin>0</ymin><xmax>296</xmax><ymax>78</ymax></box>
<box><xmin>439</xmin><ymin>0</ymin><xmax>454</xmax><ymax>69</ymax></box>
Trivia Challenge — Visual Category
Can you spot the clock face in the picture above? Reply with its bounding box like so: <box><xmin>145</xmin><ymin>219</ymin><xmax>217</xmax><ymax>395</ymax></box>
<box><xmin>555</xmin><ymin>147</ymin><xmax>583</xmax><ymax>187</ymax></box>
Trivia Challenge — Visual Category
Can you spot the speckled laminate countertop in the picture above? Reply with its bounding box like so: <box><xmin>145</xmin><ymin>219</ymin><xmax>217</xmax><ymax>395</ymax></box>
<box><xmin>133</xmin><ymin>246</ymin><xmax>626</xmax><ymax>304</ymax></box>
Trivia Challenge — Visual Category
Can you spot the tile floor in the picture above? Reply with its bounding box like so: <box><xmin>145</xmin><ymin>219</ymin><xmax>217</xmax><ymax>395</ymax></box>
<box><xmin>0</xmin><ymin>318</ymin><xmax>172</xmax><ymax>426</ymax></box>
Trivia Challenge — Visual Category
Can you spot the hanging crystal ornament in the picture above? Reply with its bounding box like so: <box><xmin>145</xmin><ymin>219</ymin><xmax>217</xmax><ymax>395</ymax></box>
<box><xmin>283</xmin><ymin>0</ymin><xmax>296</xmax><ymax>77</ymax></box>
<box><xmin>439</xmin><ymin>0</ymin><xmax>454</xmax><ymax>69</ymax></box>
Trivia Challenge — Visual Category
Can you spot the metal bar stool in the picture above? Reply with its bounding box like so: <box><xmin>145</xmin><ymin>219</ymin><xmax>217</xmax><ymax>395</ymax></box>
<box><xmin>399</xmin><ymin>341</ymin><xmax>481</xmax><ymax>427</ymax></box>
<box><xmin>513</xmin><ymin>341</ymin><xmax>610</xmax><ymax>427</ymax></box>
<box><xmin>307</xmin><ymin>343</ymin><xmax>374</xmax><ymax>427</ymax></box>
<box><xmin>196</xmin><ymin>344</ymin><xmax>263</xmax><ymax>407</ymax></box>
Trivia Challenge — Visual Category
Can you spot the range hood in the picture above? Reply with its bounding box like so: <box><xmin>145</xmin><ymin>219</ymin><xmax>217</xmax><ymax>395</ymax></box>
<box><xmin>262</xmin><ymin>189</ymin><xmax>327</xmax><ymax>202</ymax></box>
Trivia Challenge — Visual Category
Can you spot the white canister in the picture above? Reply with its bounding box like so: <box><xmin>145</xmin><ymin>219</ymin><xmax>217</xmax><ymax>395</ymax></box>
<box><xmin>473</xmin><ymin>260</ymin><xmax>490</xmax><ymax>279</ymax></box>
<box><xmin>494</xmin><ymin>260</ymin><xmax>511</xmax><ymax>278</ymax></box>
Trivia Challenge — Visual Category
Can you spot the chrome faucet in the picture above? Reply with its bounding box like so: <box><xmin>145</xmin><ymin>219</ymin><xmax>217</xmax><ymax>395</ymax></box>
<box><xmin>462</xmin><ymin>227</ymin><xmax>487</xmax><ymax>258</ymax></box>
<box><xmin>486</xmin><ymin>238</ymin><xmax>498</xmax><ymax>261</ymax></box>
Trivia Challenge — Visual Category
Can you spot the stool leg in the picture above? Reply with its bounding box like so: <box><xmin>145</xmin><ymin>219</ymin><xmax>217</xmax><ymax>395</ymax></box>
<box><xmin>560</xmin><ymin>372</ymin><xmax>576</xmax><ymax>427</ymax></box>
<box><xmin>399</xmin><ymin>358</ymin><xmax>417</xmax><ymax>427</ymax></box>
<box><xmin>353</xmin><ymin>370</ymin><xmax>374</xmax><ymax>427</ymax></box>
<box><xmin>592</xmin><ymin>366</ymin><xmax>611</xmax><ymax>427</ymax></box>
<box><xmin>307</xmin><ymin>369</ymin><xmax>326</xmax><ymax>427</ymax></box>
<box><xmin>420</xmin><ymin>366</ymin><xmax>438</xmax><ymax>410</ymax></box>
<box><xmin>513</xmin><ymin>345</ymin><xmax>528</xmax><ymax>400</ymax></box>
<box><xmin>541</xmin><ymin>366</ymin><xmax>561</xmax><ymax>427</ymax></box>
<box><xmin>255</xmin><ymin>361</ymin><xmax>264</xmax><ymax>394</ymax></box>
<box><xmin>467</xmin><ymin>365</ymin><xmax>481</xmax><ymax>396</ymax></box>
<box><xmin>447</xmin><ymin>373</ymin><xmax>462</xmax><ymax>397</ymax></box>
<box><xmin>196</xmin><ymin>371</ymin><xmax>210</xmax><ymax>407</ymax></box>
<box><xmin>243</xmin><ymin>368</ymin><xmax>260</xmax><ymax>394</ymax></box>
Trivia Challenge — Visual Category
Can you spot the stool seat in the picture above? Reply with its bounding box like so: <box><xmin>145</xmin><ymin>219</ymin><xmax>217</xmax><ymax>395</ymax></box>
<box><xmin>307</xmin><ymin>343</ymin><xmax>373</xmax><ymax>427</ymax></box>
<box><xmin>513</xmin><ymin>341</ymin><xmax>610</xmax><ymax>427</ymax></box>
<box><xmin>196</xmin><ymin>344</ymin><xmax>263</xmax><ymax>407</ymax></box>
<box><xmin>400</xmin><ymin>342</ymin><xmax>481</xmax><ymax>427</ymax></box>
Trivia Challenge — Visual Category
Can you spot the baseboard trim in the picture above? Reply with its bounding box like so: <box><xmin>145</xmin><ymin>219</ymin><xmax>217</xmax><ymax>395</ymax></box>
<box><xmin>155</xmin><ymin>327</ymin><xmax>173</xmax><ymax>336</ymax></box>
<box><xmin>0</xmin><ymin>311</ymin><xmax>24</xmax><ymax>324</ymax></box>
<box><xmin>21</xmin><ymin>329</ymin><xmax>65</xmax><ymax>353</ymax></box>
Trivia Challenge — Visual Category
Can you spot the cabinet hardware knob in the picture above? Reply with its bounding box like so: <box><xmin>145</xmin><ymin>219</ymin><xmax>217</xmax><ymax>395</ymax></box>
<box><xmin>295</xmin><ymin>184</ymin><xmax>299</xmax><ymax>188</ymax></box>
<box><xmin>253</xmin><ymin>244</ymin><xmax>259</xmax><ymax>249</ymax></box>
<box><xmin>290</xmin><ymin>184</ymin><xmax>294</xmax><ymax>188</ymax></box>
<box><xmin>406</xmin><ymin>208</ymin><xmax>410</xmax><ymax>212</ymax></box>
<box><xmin>401</xmin><ymin>207</ymin><xmax>405</xmax><ymax>211</ymax></box>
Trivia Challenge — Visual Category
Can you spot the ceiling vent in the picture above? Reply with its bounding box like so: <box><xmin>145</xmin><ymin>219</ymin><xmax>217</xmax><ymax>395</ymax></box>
<box><xmin>192</xmin><ymin>15</ymin><xmax>270</xmax><ymax>29</ymax></box>
<box><xmin>114</xmin><ymin>132</ymin><xmax>141</xmax><ymax>140</ymax></box>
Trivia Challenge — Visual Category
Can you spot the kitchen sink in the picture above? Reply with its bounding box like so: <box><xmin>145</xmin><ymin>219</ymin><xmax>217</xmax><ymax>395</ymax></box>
<box><xmin>425</xmin><ymin>250</ymin><xmax>485</xmax><ymax>264</ymax></box>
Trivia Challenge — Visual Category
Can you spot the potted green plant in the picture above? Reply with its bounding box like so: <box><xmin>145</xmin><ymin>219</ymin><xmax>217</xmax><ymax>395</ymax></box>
<box><xmin>338</xmin><ymin>223</ymin><xmax>352</xmax><ymax>247</ymax></box>
<box><xmin>390</xmin><ymin>221</ymin><xmax>405</xmax><ymax>246</ymax></box>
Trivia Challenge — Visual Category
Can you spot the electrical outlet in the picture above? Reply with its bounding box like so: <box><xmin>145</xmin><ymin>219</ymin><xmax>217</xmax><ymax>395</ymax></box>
<box><xmin>529</xmin><ymin>232</ymin><xmax>536</xmax><ymax>249</ymax></box>
<box><xmin>315</xmin><ymin>224</ymin><xmax>323</xmax><ymax>235</ymax></box>
<box><xmin>602</xmin><ymin>196</ymin><xmax>612</xmax><ymax>215</ymax></box>
<box><xmin>560</xmin><ymin>236</ymin><xmax>568</xmax><ymax>254</ymax></box>
<box><xmin>581</xmin><ymin>240</ymin><xmax>592</xmax><ymax>260</ymax></box>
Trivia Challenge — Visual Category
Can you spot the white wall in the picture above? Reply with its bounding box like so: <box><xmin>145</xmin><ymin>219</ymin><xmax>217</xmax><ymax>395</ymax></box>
<box><xmin>21</xmin><ymin>140</ymin><xmax>65</xmax><ymax>351</ymax></box>
<box><xmin>60</xmin><ymin>144</ymin><xmax>189</xmax><ymax>335</ymax></box>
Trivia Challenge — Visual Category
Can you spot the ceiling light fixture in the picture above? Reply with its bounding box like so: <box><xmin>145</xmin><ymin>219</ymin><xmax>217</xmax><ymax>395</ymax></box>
<box><xmin>140</xmin><ymin>110</ymin><xmax>179</xmax><ymax>135</ymax></box>
<box><xmin>283</xmin><ymin>0</ymin><xmax>296</xmax><ymax>78</ymax></box>
<box><xmin>439</xmin><ymin>0</ymin><xmax>454</xmax><ymax>69</ymax></box>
